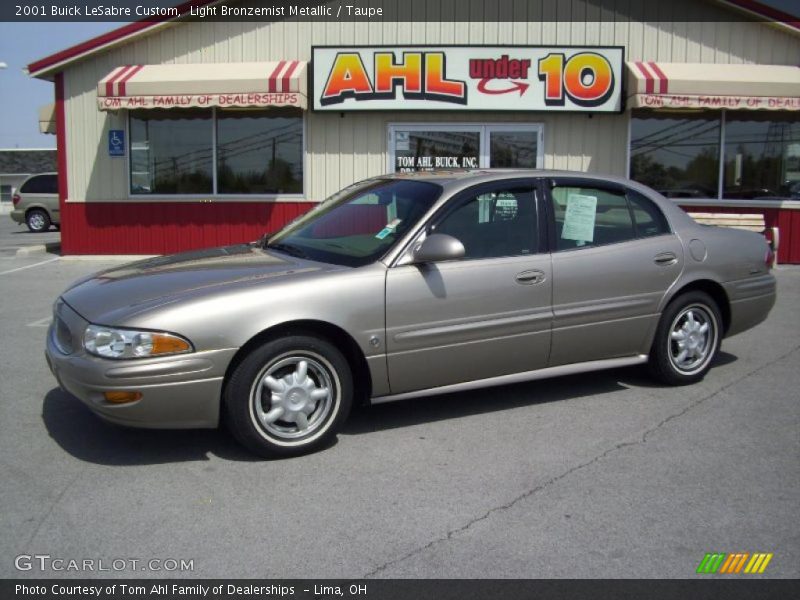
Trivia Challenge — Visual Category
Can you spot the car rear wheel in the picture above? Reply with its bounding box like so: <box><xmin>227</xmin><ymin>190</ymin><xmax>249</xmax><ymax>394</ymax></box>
<box><xmin>26</xmin><ymin>209</ymin><xmax>51</xmax><ymax>233</ymax></box>
<box><xmin>224</xmin><ymin>335</ymin><xmax>353</xmax><ymax>458</ymax></box>
<box><xmin>649</xmin><ymin>291</ymin><xmax>722</xmax><ymax>385</ymax></box>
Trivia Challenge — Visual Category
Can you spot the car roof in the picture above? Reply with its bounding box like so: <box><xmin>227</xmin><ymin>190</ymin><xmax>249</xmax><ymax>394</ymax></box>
<box><xmin>378</xmin><ymin>168</ymin><xmax>639</xmax><ymax>190</ymax></box>
<box><xmin>21</xmin><ymin>172</ymin><xmax>57</xmax><ymax>180</ymax></box>
<box><xmin>374</xmin><ymin>168</ymin><xmax>698</xmax><ymax>231</ymax></box>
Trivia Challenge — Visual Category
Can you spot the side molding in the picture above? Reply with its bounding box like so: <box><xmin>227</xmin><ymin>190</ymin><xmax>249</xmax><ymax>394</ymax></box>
<box><xmin>371</xmin><ymin>354</ymin><xmax>649</xmax><ymax>404</ymax></box>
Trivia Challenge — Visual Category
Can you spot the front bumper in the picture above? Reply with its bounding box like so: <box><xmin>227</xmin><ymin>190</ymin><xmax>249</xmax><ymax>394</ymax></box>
<box><xmin>45</xmin><ymin>305</ymin><xmax>237</xmax><ymax>429</ymax></box>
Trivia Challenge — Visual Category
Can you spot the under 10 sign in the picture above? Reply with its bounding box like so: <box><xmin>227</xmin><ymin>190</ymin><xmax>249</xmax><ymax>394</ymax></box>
<box><xmin>312</xmin><ymin>46</ymin><xmax>624</xmax><ymax>112</ymax></box>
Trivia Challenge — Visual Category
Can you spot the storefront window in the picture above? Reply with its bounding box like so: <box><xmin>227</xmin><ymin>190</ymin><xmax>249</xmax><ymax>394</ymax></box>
<box><xmin>129</xmin><ymin>108</ymin><xmax>303</xmax><ymax>196</ymax></box>
<box><xmin>130</xmin><ymin>110</ymin><xmax>213</xmax><ymax>194</ymax></box>
<box><xmin>390</xmin><ymin>124</ymin><xmax>542</xmax><ymax>172</ymax></box>
<box><xmin>723</xmin><ymin>113</ymin><xmax>800</xmax><ymax>200</ymax></box>
<box><xmin>630</xmin><ymin>110</ymin><xmax>800</xmax><ymax>201</ymax></box>
<box><xmin>216</xmin><ymin>109</ymin><xmax>303</xmax><ymax>194</ymax></box>
<box><xmin>629</xmin><ymin>111</ymin><xmax>720</xmax><ymax>199</ymax></box>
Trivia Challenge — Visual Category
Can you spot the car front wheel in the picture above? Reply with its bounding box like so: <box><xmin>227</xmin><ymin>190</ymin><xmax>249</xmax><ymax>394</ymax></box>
<box><xmin>649</xmin><ymin>291</ymin><xmax>722</xmax><ymax>385</ymax></box>
<box><xmin>224</xmin><ymin>335</ymin><xmax>353</xmax><ymax>458</ymax></box>
<box><xmin>26</xmin><ymin>209</ymin><xmax>51</xmax><ymax>232</ymax></box>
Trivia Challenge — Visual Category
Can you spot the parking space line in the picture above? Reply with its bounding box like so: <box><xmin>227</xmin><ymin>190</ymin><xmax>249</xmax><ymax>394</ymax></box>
<box><xmin>0</xmin><ymin>257</ymin><xmax>60</xmax><ymax>275</ymax></box>
<box><xmin>27</xmin><ymin>317</ymin><xmax>52</xmax><ymax>328</ymax></box>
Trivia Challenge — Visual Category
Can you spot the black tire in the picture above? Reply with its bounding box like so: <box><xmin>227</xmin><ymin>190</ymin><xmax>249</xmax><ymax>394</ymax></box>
<box><xmin>649</xmin><ymin>291</ymin><xmax>722</xmax><ymax>386</ymax></box>
<box><xmin>26</xmin><ymin>209</ymin><xmax>51</xmax><ymax>233</ymax></box>
<box><xmin>224</xmin><ymin>335</ymin><xmax>353</xmax><ymax>458</ymax></box>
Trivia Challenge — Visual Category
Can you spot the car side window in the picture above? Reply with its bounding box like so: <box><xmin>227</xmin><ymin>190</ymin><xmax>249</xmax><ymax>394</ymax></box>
<box><xmin>20</xmin><ymin>175</ymin><xmax>57</xmax><ymax>194</ymax></box>
<box><xmin>434</xmin><ymin>187</ymin><xmax>537</xmax><ymax>260</ymax></box>
<box><xmin>20</xmin><ymin>177</ymin><xmax>41</xmax><ymax>194</ymax></box>
<box><xmin>628</xmin><ymin>191</ymin><xmax>670</xmax><ymax>237</ymax></box>
<box><xmin>551</xmin><ymin>185</ymin><xmax>635</xmax><ymax>250</ymax></box>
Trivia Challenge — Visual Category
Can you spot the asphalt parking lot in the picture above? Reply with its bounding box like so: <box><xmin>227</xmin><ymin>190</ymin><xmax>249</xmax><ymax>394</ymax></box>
<box><xmin>0</xmin><ymin>208</ymin><xmax>61</xmax><ymax>258</ymax></box>
<box><xmin>0</xmin><ymin>226</ymin><xmax>798</xmax><ymax>579</ymax></box>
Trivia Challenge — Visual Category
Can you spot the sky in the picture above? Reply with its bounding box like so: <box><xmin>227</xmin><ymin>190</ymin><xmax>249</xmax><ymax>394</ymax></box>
<box><xmin>0</xmin><ymin>0</ymin><xmax>798</xmax><ymax>149</ymax></box>
<box><xmin>0</xmin><ymin>22</ymin><xmax>126</xmax><ymax>148</ymax></box>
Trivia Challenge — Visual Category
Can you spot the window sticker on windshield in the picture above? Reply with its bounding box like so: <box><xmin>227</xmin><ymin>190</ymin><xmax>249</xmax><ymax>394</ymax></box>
<box><xmin>561</xmin><ymin>193</ymin><xmax>597</xmax><ymax>243</ymax></box>
<box><xmin>375</xmin><ymin>218</ymin><xmax>402</xmax><ymax>240</ymax></box>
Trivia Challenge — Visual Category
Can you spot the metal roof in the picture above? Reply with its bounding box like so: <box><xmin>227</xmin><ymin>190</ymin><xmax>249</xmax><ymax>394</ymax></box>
<box><xmin>0</xmin><ymin>149</ymin><xmax>57</xmax><ymax>175</ymax></box>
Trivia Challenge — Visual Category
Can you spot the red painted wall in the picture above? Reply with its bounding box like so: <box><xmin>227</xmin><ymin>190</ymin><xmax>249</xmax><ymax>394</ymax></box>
<box><xmin>678</xmin><ymin>204</ymin><xmax>800</xmax><ymax>265</ymax></box>
<box><xmin>59</xmin><ymin>201</ymin><xmax>315</xmax><ymax>255</ymax></box>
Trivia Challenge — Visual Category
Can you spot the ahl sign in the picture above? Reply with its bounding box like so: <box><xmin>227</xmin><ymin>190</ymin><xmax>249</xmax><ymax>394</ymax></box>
<box><xmin>312</xmin><ymin>46</ymin><xmax>624</xmax><ymax>112</ymax></box>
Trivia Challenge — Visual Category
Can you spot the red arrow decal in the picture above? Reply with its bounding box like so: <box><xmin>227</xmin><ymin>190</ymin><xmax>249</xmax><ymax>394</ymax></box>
<box><xmin>477</xmin><ymin>78</ymin><xmax>530</xmax><ymax>95</ymax></box>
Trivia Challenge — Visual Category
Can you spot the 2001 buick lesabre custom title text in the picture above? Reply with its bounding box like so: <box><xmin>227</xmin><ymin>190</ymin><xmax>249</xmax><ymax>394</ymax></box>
<box><xmin>21</xmin><ymin>5</ymin><xmax>181</xmax><ymax>17</ymax></box>
<box><xmin>45</xmin><ymin>170</ymin><xmax>776</xmax><ymax>457</ymax></box>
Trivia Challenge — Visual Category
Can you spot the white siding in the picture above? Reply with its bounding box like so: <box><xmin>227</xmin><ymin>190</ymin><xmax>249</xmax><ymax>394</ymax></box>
<box><xmin>61</xmin><ymin>0</ymin><xmax>800</xmax><ymax>202</ymax></box>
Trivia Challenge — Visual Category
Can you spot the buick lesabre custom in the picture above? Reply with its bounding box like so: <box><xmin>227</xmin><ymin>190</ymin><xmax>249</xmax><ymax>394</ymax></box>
<box><xmin>46</xmin><ymin>170</ymin><xmax>776</xmax><ymax>457</ymax></box>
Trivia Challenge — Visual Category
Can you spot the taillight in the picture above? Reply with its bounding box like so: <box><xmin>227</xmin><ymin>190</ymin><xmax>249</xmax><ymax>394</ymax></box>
<box><xmin>12</xmin><ymin>193</ymin><xmax>20</xmax><ymax>207</ymax></box>
<box><xmin>763</xmin><ymin>227</ymin><xmax>777</xmax><ymax>270</ymax></box>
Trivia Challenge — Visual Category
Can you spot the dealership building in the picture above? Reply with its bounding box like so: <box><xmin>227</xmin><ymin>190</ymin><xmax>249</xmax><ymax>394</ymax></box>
<box><xmin>27</xmin><ymin>0</ymin><xmax>800</xmax><ymax>261</ymax></box>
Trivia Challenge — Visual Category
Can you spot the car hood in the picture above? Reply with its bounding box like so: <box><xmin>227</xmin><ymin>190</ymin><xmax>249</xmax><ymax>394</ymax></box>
<box><xmin>62</xmin><ymin>244</ymin><xmax>339</xmax><ymax>324</ymax></box>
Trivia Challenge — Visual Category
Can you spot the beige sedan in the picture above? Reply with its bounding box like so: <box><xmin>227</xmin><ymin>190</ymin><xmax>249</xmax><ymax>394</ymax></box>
<box><xmin>46</xmin><ymin>170</ymin><xmax>776</xmax><ymax>457</ymax></box>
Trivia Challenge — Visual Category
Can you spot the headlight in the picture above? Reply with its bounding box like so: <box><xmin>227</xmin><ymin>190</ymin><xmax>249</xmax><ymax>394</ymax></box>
<box><xmin>83</xmin><ymin>325</ymin><xmax>193</xmax><ymax>359</ymax></box>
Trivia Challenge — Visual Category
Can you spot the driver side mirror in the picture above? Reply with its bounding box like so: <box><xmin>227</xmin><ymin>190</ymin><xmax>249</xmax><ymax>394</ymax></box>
<box><xmin>412</xmin><ymin>233</ymin><xmax>465</xmax><ymax>264</ymax></box>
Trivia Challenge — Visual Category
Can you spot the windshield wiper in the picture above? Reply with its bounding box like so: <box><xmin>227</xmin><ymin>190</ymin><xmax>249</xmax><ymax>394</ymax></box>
<box><xmin>268</xmin><ymin>242</ymin><xmax>309</xmax><ymax>259</ymax></box>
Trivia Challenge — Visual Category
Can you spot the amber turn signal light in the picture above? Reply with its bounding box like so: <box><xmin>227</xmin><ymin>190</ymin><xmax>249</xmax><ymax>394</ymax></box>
<box><xmin>150</xmin><ymin>334</ymin><xmax>191</xmax><ymax>355</ymax></box>
<box><xmin>103</xmin><ymin>391</ymin><xmax>142</xmax><ymax>404</ymax></box>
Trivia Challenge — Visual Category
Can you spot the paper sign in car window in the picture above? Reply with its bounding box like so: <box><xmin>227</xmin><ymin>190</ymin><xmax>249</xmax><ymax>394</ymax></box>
<box><xmin>561</xmin><ymin>193</ymin><xmax>597</xmax><ymax>243</ymax></box>
<box><xmin>375</xmin><ymin>219</ymin><xmax>402</xmax><ymax>240</ymax></box>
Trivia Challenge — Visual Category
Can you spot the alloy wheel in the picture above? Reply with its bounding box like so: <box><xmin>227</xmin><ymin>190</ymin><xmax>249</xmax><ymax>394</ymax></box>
<box><xmin>667</xmin><ymin>304</ymin><xmax>717</xmax><ymax>375</ymax></box>
<box><xmin>250</xmin><ymin>354</ymin><xmax>335</xmax><ymax>440</ymax></box>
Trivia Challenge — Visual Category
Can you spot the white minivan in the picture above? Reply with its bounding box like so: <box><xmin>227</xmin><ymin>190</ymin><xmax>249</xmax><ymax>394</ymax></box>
<box><xmin>10</xmin><ymin>172</ymin><xmax>59</xmax><ymax>232</ymax></box>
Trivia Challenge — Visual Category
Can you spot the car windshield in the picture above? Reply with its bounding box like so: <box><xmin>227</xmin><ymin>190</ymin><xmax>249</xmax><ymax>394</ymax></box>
<box><xmin>266</xmin><ymin>179</ymin><xmax>442</xmax><ymax>267</ymax></box>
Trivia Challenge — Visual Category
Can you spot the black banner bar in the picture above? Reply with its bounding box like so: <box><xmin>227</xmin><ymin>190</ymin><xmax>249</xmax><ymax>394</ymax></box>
<box><xmin>3</xmin><ymin>579</ymin><xmax>800</xmax><ymax>600</ymax></box>
<box><xmin>2</xmin><ymin>0</ymin><xmax>797</xmax><ymax>23</ymax></box>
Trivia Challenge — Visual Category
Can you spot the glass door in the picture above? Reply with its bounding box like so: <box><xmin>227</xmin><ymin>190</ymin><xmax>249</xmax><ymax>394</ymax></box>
<box><xmin>487</xmin><ymin>125</ymin><xmax>542</xmax><ymax>169</ymax></box>
<box><xmin>388</xmin><ymin>123</ymin><xmax>543</xmax><ymax>172</ymax></box>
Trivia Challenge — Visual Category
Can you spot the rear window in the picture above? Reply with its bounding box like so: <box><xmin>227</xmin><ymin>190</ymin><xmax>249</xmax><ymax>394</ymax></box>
<box><xmin>628</xmin><ymin>191</ymin><xmax>670</xmax><ymax>237</ymax></box>
<box><xmin>20</xmin><ymin>174</ymin><xmax>58</xmax><ymax>194</ymax></box>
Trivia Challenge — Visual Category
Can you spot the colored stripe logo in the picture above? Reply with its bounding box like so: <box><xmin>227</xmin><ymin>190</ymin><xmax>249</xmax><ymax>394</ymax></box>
<box><xmin>697</xmin><ymin>552</ymin><xmax>773</xmax><ymax>574</ymax></box>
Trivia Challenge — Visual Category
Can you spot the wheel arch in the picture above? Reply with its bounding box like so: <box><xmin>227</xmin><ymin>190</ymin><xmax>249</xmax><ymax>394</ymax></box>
<box><xmin>222</xmin><ymin>319</ymin><xmax>373</xmax><ymax>409</ymax></box>
<box><xmin>25</xmin><ymin>204</ymin><xmax>52</xmax><ymax>218</ymax></box>
<box><xmin>662</xmin><ymin>278</ymin><xmax>731</xmax><ymax>336</ymax></box>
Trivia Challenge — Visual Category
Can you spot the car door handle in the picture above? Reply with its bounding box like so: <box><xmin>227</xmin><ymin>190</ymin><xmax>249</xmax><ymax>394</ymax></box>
<box><xmin>654</xmin><ymin>252</ymin><xmax>677</xmax><ymax>266</ymax></box>
<box><xmin>515</xmin><ymin>270</ymin><xmax>545</xmax><ymax>285</ymax></box>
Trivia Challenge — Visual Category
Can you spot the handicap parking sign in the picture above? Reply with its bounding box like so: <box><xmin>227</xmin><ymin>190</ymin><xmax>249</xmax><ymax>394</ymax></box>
<box><xmin>108</xmin><ymin>129</ymin><xmax>125</xmax><ymax>157</ymax></box>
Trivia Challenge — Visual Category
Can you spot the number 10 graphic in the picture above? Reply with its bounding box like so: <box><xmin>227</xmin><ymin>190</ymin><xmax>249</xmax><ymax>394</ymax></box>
<box><xmin>538</xmin><ymin>52</ymin><xmax>615</xmax><ymax>107</ymax></box>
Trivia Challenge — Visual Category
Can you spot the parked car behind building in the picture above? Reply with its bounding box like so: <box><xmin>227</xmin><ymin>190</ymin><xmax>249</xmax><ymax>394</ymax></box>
<box><xmin>11</xmin><ymin>172</ymin><xmax>59</xmax><ymax>232</ymax></box>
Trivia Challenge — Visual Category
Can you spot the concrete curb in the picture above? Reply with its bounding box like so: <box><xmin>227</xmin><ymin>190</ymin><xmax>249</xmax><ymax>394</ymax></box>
<box><xmin>15</xmin><ymin>242</ymin><xmax>61</xmax><ymax>257</ymax></box>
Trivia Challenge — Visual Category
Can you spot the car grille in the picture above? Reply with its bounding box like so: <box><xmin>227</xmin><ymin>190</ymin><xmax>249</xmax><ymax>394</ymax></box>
<box><xmin>53</xmin><ymin>315</ymin><xmax>74</xmax><ymax>354</ymax></box>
